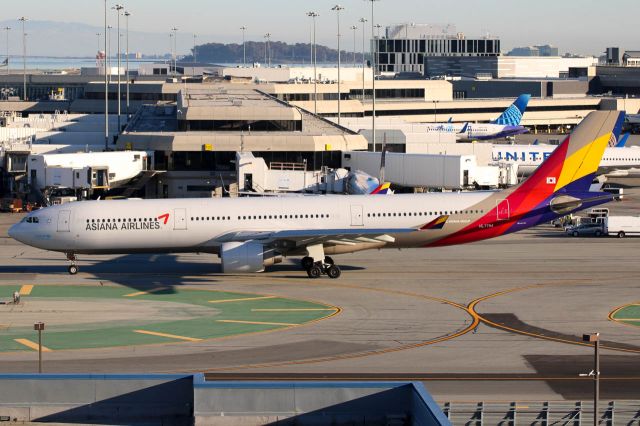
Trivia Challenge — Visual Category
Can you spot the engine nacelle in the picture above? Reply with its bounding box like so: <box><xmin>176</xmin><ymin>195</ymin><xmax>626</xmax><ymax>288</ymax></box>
<box><xmin>219</xmin><ymin>242</ymin><xmax>282</xmax><ymax>273</ymax></box>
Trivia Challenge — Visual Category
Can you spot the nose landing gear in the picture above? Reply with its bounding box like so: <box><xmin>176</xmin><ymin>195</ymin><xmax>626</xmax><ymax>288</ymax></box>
<box><xmin>66</xmin><ymin>253</ymin><xmax>78</xmax><ymax>275</ymax></box>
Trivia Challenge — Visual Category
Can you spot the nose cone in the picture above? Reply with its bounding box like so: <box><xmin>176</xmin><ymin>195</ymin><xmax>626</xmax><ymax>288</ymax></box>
<box><xmin>8</xmin><ymin>223</ymin><xmax>21</xmax><ymax>242</ymax></box>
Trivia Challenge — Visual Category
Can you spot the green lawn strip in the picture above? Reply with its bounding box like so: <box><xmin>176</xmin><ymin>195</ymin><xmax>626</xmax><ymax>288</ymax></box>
<box><xmin>0</xmin><ymin>285</ymin><xmax>336</xmax><ymax>351</ymax></box>
<box><xmin>613</xmin><ymin>305</ymin><xmax>640</xmax><ymax>320</ymax></box>
<box><xmin>2</xmin><ymin>317</ymin><xmax>283</xmax><ymax>351</ymax></box>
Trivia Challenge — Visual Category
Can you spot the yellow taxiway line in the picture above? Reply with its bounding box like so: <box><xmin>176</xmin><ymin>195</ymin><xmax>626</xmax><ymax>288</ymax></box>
<box><xmin>14</xmin><ymin>338</ymin><xmax>51</xmax><ymax>352</ymax></box>
<box><xmin>216</xmin><ymin>320</ymin><xmax>298</xmax><ymax>327</ymax></box>
<box><xmin>19</xmin><ymin>285</ymin><xmax>33</xmax><ymax>295</ymax></box>
<box><xmin>133</xmin><ymin>330</ymin><xmax>202</xmax><ymax>342</ymax></box>
<box><xmin>251</xmin><ymin>308</ymin><xmax>338</xmax><ymax>312</ymax></box>
<box><xmin>209</xmin><ymin>296</ymin><xmax>276</xmax><ymax>304</ymax></box>
<box><xmin>124</xmin><ymin>287</ymin><xmax>169</xmax><ymax>297</ymax></box>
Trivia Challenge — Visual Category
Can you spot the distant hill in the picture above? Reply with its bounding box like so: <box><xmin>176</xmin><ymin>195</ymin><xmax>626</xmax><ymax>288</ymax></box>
<box><xmin>0</xmin><ymin>20</ymin><xmax>185</xmax><ymax>57</ymax></box>
<box><xmin>185</xmin><ymin>41</ymin><xmax>368</xmax><ymax>65</ymax></box>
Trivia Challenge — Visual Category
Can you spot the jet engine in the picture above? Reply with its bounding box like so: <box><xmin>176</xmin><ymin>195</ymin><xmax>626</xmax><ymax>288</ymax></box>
<box><xmin>219</xmin><ymin>242</ymin><xmax>282</xmax><ymax>273</ymax></box>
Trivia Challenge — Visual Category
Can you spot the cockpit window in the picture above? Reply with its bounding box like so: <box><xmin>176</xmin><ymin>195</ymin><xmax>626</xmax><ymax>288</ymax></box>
<box><xmin>25</xmin><ymin>217</ymin><xmax>39</xmax><ymax>224</ymax></box>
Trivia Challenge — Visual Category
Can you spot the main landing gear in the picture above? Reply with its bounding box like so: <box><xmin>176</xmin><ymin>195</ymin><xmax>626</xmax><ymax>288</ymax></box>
<box><xmin>301</xmin><ymin>246</ymin><xmax>341</xmax><ymax>279</ymax></box>
<box><xmin>66</xmin><ymin>253</ymin><xmax>78</xmax><ymax>275</ymax></box>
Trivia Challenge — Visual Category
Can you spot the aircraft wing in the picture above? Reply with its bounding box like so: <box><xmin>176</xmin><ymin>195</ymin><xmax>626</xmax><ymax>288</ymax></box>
<box><xmin>215</xmin><ymin>227</ymin><xmax>416</xmax><ymax>247</ymax></box>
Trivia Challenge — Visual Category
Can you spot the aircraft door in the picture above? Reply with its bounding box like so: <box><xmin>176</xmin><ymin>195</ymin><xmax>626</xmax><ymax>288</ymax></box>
<box><xmin>173</xmin><ymin>208</ymin><xmax>187</xmax><ymax>230</ymax></box>
<box><xmin>496</xmin><ymin>199</ymin><xmax>510</xmax><ymax>221</ymax></box>
<box><xmin>57</xmin><ymin>210</ymin><xmax>71</xmax><ymax>232</ymax></box>
<box><xmin>350</xmin><ymin>205</ymin><xmax>364</xmax><ymax>226</ymax></box>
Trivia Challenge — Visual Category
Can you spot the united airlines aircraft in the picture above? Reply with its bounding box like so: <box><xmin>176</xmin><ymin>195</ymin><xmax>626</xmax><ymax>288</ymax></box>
<box><xmin>493</xmin><ymin>144</ymin><xmax>640</xmax><ymax>178</ymax></box>
<box><xmin>424</xmin><ymin>94</ymin><xmax>531</xmax><ymax>141</ymax></box>
<box><xmin>9</xmin><ymin>111</ymin><xmax>619</xmax><ymax>279</ymax></box>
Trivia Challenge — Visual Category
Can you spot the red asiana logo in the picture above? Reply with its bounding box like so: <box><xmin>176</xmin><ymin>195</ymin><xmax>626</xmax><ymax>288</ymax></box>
<box><xmin>157</xmin><ymin>213</ymin><xmax>170</xmax><ymax>225</ymax></box>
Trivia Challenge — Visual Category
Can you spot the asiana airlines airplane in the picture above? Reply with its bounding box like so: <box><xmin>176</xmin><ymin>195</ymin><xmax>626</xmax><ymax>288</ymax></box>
<box><xmin>9</xmin><ymin>111</ymin><xmax>620</xmax><ymax>279</ymax></box>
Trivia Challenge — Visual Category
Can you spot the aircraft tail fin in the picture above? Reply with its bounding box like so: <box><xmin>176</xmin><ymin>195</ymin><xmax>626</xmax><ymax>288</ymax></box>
<box><xmin>491</xmin><ymin>94</ymin><xmax>531</xmax><ymax>126</ymax></box>
<box><xmin>616</xmin><ymin>133</ymin><xmax>630</xmax><ymax>148</ymax></box>
<box><xmin>609</xmin><ymin>110</ymin><xmax>626</xmax><ymax>147</ymax></box>
<box><xmin>519</xmin><ymin>110</ymin><xmax>623</xmax><ymax>195</ymax></box>
<box><xmin>458</xmin><ymin>123</ymin><xmax>469</xmax><ymax>134</ymax></box>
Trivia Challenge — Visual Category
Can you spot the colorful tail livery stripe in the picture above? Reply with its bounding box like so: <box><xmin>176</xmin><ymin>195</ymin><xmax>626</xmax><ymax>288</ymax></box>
<box><xmin>491</xmin><ymin>94</ymin><xmax>531</xmax><ymax>126</ymax></box>
<box><xmin>420</xmin><ymin>215</ymin><xmax>448</xmax><ymax>230</ymax></box>
<box><xmin>429</xmin><ymin>111</ymin><xmax>621</xmax><ymax>247</ymax></box>
<box><xmin>369</xmin><ymin>182</ymin><xmax>391</xmax><ymax>195</ymax></box>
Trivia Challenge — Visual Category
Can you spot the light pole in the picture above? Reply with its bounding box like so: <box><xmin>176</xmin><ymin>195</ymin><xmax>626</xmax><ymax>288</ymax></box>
<box><xmin>103</xmin><ymin>0</ymin><xmax>108</xmax><ymax>151</ymax></box>
<box><xmin>375</xmin><ymin>23</ymin><xmax>382</xmax><ymax>76</ymax></box>
<box><xmin>264</xmin><ymin>33</ymin><xmax>271</xmax><ymax>67</ymax></box>
<box><xmin>359</xmin><ymin>17</ymin><xmax>367</xmax><ymax>105</ymax></box>
<box><xmin>583</xmin><ymin>333</ymin><xmax>600</xmax><ymax>426</ymax></box>
<box><xmin>95</xmin><ymin>32</ymin><xmax>101</xmax><ymax>54</ymax></box>
<box><xmin>366</xmin><ymin>0</ymin><xmax>380</xmax><ymax>152</ymax></box>
<box><xmin>113</xmin><ymin>4</ymin><xmax>124</xmax><ymax>136</ymax></box>
<box><xmin>171</xmin><ymin>27</ymin><xmax>178</xmax><ymax>78</ymax></box>
<box><xmin>18</xmin><ymin>17</ymin><xmax>27</xmax><ymax>101</ymax></box>
<box><xmin>240</xmin><ymin>26</ymin><xmax>247</xmax><ymax>67</ymax></box>
<box><xmin>350</xmin><ymin>25</ymin><xmax>357</xmax><ymax>68</ymax></box>
<box><xmin>307</xmin><ymin>11</ymin><xmax>319</xmax><ymax>114</ymax></box>
<box><xmin>124</xmin><ymin>11</ymin><xmax>130</xmax><ymax>119</ymax></box>
<box><xmin>4</xmin><ymin>26</ymin><xmax>10</xmax><ymax>76</ymax></box>
<box><xmin>332</xmin><ymin>5</ymin><xmax>344</xmax><ymax>125</ymax></box>
<box><xmin>107</xmin><ymin>25</ymin><xmax>112</xmax><ymax>83</ymax></box>
<box><xmin>168</xmin><ymin>33</ymin><xmax>173</xmax><ymax>71</ymax></box>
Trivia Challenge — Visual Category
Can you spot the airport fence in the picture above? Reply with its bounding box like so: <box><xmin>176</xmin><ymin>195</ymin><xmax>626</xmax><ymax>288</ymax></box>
<box><xmin>442</xmin><ymin>400</ymin><xmax>640</xmax><ymax>425</ymax></box>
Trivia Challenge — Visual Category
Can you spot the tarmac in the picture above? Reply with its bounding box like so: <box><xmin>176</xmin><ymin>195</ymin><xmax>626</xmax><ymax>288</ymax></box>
<box><xmin>0</xmin><ymin>186</ymin><xmax>639</xmax><ymax>403</ymax></box>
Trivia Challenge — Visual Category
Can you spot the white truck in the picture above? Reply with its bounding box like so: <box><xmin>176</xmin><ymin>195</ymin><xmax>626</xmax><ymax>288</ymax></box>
<box><xmin>602</xmin><ymin>216</ymin><xmax>640</xmax><ymax>238</ymax></box>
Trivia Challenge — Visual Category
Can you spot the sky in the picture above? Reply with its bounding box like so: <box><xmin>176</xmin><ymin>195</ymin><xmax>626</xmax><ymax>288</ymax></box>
<box><xmin>2</xmin><ymin>0</ymin><xmax>640</xmax><ymax>56</ymax></box>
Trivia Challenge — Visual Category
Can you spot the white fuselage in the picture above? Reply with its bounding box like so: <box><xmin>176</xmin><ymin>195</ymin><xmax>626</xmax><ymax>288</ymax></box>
<box><xmin>492</xmin><ymin>144</ymin><xmax>640</xmax><ymax>177</ymax></box>
<box><xmin>424</xmin><ymin>123</ymin><xmax>523</xmax><ymax>141</ymax></box>
<box><xmin>10</xmin><ymin>193</ymin><xmax>494</xmax><ymax>255</ymax></box>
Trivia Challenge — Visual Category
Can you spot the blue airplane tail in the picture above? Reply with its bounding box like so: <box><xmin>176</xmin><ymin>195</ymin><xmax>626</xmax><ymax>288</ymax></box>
<box><xmin>617</xmin><ymin>133</ymin><xmax>630</xmax><ymax>147</ymax></box>
<box><xmin>491</xmin><ymin>94</ymin><xmax>531</xmax><ymax>126</ymax></box>
<box><xmin>610</xmin><ymin>111</ymin><xmax>626</xmax><ymax>147</ymax></box>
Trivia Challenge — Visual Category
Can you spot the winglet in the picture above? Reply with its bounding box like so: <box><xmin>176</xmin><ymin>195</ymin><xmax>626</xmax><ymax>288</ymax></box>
<box><xmin>491</xmin><ymin>94</ymin><xmax>531</xmax><ymax>126</ymax></box>
<box><xmin>369</xmin><ymin>182</ymin><xmax>391</xmax><ymax>195</ymax></box>
<box><xmin>420</xmin><ymin>215</ymin><xmax>449</xmax><ymax>230</ymax></box>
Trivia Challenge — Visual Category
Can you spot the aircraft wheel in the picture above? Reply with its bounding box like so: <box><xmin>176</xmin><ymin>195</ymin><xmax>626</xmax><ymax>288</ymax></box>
<box><xmin>68</xmin><ymin>265</ymin><xmax>78</xmax><ymax>275</ymax></box>
<box><xmin>327</xmin><ymin>265</ymin><xmax>341</xmax><ymax>279</ymax></box>
<box><xmin>618</xmin><ymin>231</ymin><xmax>626</xmax><ymax>238</ymax></box>
<box><xmin>307</xmin><ymin>264</ymin><xmax>322</xmax><ymax>279</ymax></box>
<box><xmin>301</xmin><ymin>256</ymin><xmax>314</xmax><ymax>270</ymax></box>
<box><xmin>324</xmin><ymin>256</ymin><xmax>334</xmax><ymax>265</ymax></box>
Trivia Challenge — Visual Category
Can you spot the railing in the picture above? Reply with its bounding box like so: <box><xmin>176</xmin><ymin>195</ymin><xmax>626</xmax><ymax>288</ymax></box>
<box><xmin>442</xmin><ymin>400</ymin><xmax>640</xmax><ymax>425</ymax></box>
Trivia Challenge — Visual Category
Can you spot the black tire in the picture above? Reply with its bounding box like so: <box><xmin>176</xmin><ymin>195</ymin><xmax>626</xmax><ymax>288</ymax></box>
<box><xmin>68</xmin><ymin>265</ymin><xmax>78</xmax><ymax>275</ymax></box>
<box><xmin>572</xmin><ymin>231</ymin><xmax>579</xmax><ymax>237</ymax></box>
<box><xmin>301</xmin><ymin>256</ymin><xmax>314</xmax><ymax>270</ymax></box>
<box><xmin>307</xmin><ymin>265</ymin><xmax>322</xmax><ymax>279</ymax></box>
<box><xmin>324</xmin><ymin>256</ymin><xmax>334</xmax><ymax>265</ymax></box>
<box><xmin>327</xmin><ymin>265</ymin><xmax>341</xmax><ymax>279</ymax></box>
<box><xmin>595</xmin><ymin>230</ymin><xmax>602</xmax><ymax>237</ymax></box>
<box><xmin>618</xmin><ymin>231</ymin><xmax>626</xmax><ymax>238</ymax></box>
